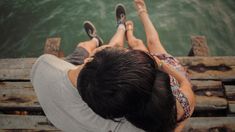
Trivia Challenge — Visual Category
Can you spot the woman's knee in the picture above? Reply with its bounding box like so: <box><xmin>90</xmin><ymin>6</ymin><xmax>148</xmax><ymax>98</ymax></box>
<box><xmin>129</xmin><ymin>38</ymin><xmax>144</xmax><ymax>48</ymax></box>
<box><xmin>147</xmin><ymin>35</ymin><xmax>159</xmax><ymax>46</ymax></box>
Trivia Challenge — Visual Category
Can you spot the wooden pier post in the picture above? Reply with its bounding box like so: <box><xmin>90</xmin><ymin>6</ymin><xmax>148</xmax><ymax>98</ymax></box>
<box><xmin>43</xmin><ymin>37</ymin><xmax>63</xmax><ymax>57</ymax></box>
<box><xmin>188</xmin><ymin>36</ymin><xmax>210</xmax><ymax>56</ymax></box>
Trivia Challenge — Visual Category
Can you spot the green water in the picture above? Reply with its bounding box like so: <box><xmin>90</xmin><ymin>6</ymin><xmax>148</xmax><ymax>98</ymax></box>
<box><xmin>1</xmin><ymin>0</ymin><xmax>235</xmax><ymax>58</ymax></box>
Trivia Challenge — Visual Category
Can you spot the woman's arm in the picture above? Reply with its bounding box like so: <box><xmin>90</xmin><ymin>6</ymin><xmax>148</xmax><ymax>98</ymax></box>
<box><xmin>154</xmin><ymin>56</ymin><xmax>190</xmax><ymax>86</ymax></box>
<box><xmin>154</xmin><ymin>56</ymin><xmax>196</xmax><ymax>132</ymax></box>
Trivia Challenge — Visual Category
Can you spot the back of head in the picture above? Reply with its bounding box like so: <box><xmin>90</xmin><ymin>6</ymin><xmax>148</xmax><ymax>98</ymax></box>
<box><xmin>77</xmin><ymin>48</ymin><xmax>176</xmax><ymax>131</ymax></box>
<box><xmin>78</xmin><ymin>48</ymin><xmax>156</xmax><ymax>118</ymax></box>
<box><xmin>126</xmin><ymin>69</ymin><xmax>177</xmax><ymax>132</ymax></box>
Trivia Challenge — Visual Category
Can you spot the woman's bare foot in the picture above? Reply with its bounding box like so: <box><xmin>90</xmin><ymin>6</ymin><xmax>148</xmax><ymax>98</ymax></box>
<box><xmin>126</xmin><ymin>20</ymin><xmax>148</xmax><ymax>51</ymax></box>
<box><xmin>134</xmin><ymin>0</ymin><xmax>148</xmax><ymax>15</ymax></box>
<box><xmin>126</xmin><ymin>21</ymin><xmax>134</xmax><ymax>43</ymax></box>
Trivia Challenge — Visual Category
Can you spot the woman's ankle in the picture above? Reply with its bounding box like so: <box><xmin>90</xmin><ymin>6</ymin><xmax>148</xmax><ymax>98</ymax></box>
<box><xmin>118</xmin><ymin>24</ymin><xmax>126</xmax><ymax>31</ymax></box>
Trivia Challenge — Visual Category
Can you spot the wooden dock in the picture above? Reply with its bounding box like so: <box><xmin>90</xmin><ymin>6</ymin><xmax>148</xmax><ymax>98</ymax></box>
<box><xmin>0</xmin><ymin>37</ymin><xmax>235</xmax><ymax>131</ymax></box>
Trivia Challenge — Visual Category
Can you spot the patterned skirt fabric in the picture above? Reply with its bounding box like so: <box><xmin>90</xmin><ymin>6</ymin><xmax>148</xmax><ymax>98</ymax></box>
<box><xmin>151</xmin><ymin>53</ymin><xmax>191</xmax><ymax>122</ymax></box>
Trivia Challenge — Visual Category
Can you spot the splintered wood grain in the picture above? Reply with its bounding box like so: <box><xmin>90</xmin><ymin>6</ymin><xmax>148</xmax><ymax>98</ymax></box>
<box><xmin>44</xmin><ymin>38</ymin><xmax>61</xmax><ymax>57</ymax></box>
<box><xmin>1</xmin><ymin>115</ymin><xmax>235</xmax><ymax>131</ymax></box>
<box><xmin>0</xmin><ymin>82</ymin><xmax>228</xmax><ymax>111</ymax></box>
<box><xmin>1</xmin><ymin>56</ymin><xmax>235</xmax><ymax>80</ymax></box>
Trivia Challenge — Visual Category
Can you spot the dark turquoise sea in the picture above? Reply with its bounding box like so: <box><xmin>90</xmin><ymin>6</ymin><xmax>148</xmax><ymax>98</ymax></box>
<box><xmin>0</xmin><ymin>0</ymin><xmax>235</xmax><ymax>58</ymax></box>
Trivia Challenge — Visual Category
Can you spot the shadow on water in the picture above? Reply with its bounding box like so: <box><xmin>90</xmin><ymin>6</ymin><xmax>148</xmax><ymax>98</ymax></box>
<box><xmin>0</xmin><ymin>0</ymin><xmax>235</xmax><ymax>58</ymax></box>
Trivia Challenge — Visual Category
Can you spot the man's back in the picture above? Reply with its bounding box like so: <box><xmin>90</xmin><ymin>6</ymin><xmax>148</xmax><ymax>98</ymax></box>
<box><xmin>30</xmin><ymin>54</ymin><xmax>143</xmax><ymax>132</ymax></box>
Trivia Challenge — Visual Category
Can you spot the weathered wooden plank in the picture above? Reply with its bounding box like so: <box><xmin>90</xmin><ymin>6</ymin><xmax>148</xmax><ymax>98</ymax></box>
<box><xmin>188</xmin><ymin>36</ymin><xmax>209</xmax><ymax>56</ymax></box>
<box><xmin>0</xmin><ymin>82</ymin><xmax>32</xmax><ymax>89</ymax></box>
<box><xmin>0</xmin><ymin>114</ymin><xmax>58</xmax><ymax>130</ymax></box>
<box><xmin>0</xmin><ymin>81</ymin><xmax>228</xmax><ymax>111</ymax></box>
<box><xmin>179</xmin><ymin>56</ymin><xmax>235</xmax><ymax>80</ymax></box>
<box><xmin>1</xmin><ymin>81</ymin><xmax>224</xmax><ymax>111</ymax></box>
<box><xmin>225</xmin><ymin>85</ymin><xmax>235</xmax><ymax>100</ymax></box>
<box><xmin>1</xmin><ymin>115</ymin><xmax>234</xmax><ymax>131</ymax></box>
<box><xmin>195</xmin><ymin>96</ymin><xmax>227</xmax><ymax>111</ymax></box>
<box><xmin>183</xmin><ymin>117</ymin><xmax>235</xmax><ymax>132</ymax></box>
<box><xmin>1</xmin><ymin>56</ymin><xmax>235</xmax><ymax>80</ymax></box>
<box><xmin>191</xmin><ymin>80</ymin><xmax>222</xmax><ymax>90</ymax></box>
<box><xmin>228</xmin><ymin>101</ymin><xmax>235</xmax><ymax>114</ymax></box>
<box><xmin>0</xmin><ymin>86</ymin><xmax>40</xmax><ymax>110</ymax></box>
<box><xmin>0</xmin><ymin>58</ymin><xmax>35</xmax><ymax>69</ymax></box>
<box><xmin>0</xmin><ymin>82</ymin><xmax>35</xmax><ymax>111</ymax></box>
<box><xmin>0</xmin><ymin>130</ymin><xmax>60</xmax><ymax>132</ymax></box>
<box><xmin>0</xmin><ymin>86</ymin><xmax>227</xmax><ymax>111</ymax></box>
<box><xmin>1</xmin><ymin>81</ymin><xmax>222</xmax><ymax>90</ymax></box>
<box><xmin>191</xmin><ymin>80</ymin><xmax>224</xmax><ymax>97</ymax></box>
<box><xmin>0</xmin><ymin>69</ymin><xmax>31</xmax><ymax>81</ymax></box>
<box><xmin>187</xmin><ymin>66</ymin><xmax>235</xmax><ymax>80</ymax></box>
<box><xmin>44</xmin><ymin>38</ymin><xmax>61</xmax><ymax>57</ymax></box>
<box><xmin>178</xmin><ymin>56</ymin><xmax>235</xmax><ymax>66</ymax></box>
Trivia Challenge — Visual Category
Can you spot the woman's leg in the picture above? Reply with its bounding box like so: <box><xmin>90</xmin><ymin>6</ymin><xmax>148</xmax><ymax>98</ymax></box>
<box><xmin>65</xmin><ymin>38</ymin><xmax>99</xmax><ymax>65</ymax></box>
<box><xmin>108</xmin><ymin>24</ymin><xmax>125</xmax><ymax>48</ymax></box>
<box><xmin>126</xmin><ymin>20</ymin><xmax>148</xmax><ymax>52</ymax></box>
<box><xmin>134</xmin><ymin>0</ymin><xmax>167</xmax><ymax>54</ymax></box>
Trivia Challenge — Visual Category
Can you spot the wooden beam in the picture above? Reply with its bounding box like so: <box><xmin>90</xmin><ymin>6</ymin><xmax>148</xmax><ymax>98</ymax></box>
<box><xmin>225</xmin><ymin>85</ymin><xmax>235</xmax><ymax>100</ymax></box>
<box><xmin>179</xmin><ymin>56</ymin><xmax>235</xmax><ymax>80</ymax></box>
<box><xmin>1</xmin><ymin>115</ymin><xmax>235</xmax><ymax>131</ymax></box>
<box><xmin>0</xmin><ymin>58</ymin><xmax>35</xmax><ymax>69</ymax></box>
<box><xmin>0</xmin><ymin>114</ymin><xmax>58</xmax><ymax>130</ymax></box>
<box><xmin>0</xmin><ymin>69</ymin><xmax>31</xmax><ymax>81</ymax></box>
<box><xmin>228</xmin><ymin>101</ymin><xmax>235</xmax><ymax>114</ymax></box>
<box><xmin>0</xmin><ymin>130</ymin><xmax>61</xmax><ymax>132</ymax></box>
<box><xmin>1</xmin><ymin>56</ymin><xmax>235</xmax><ymax>80</ymax></box>
<box><xmin>191</xmin><ymin>80</ymin><xmax>222</xmax><ymax>91</ymax></box>
<box><xmin>0</xmin><ymin>82</ymin><xmax>33</xmax><ymax>89</ymax></box>
<box><xmin>1</xmin><ymin>81</ymin><xmax>222</xmax><ymax>91</ymax></box>
<box><xmin>225</xmin><ymin>85</ymin><xmax>235</xmax><ymax>114</ymax></box>
<box><xmin>195</xmin><ymin>95</ymin><xmax>227</xmax><ymax>111</ymax></box>
<box><xmin>0</xmin><ymin>86</ymin><xmax>40</xmax><ymax>110</ymax></box>
<box><xmin>183</xmin><ymin>117</ymin><xmax>235</xmax><ymax>132</ymax></box>
<box><xmin>191</xmin><ymin>80</ymin><xmax>224</xmax><ymax>97</ymax></box>
<box><xmin>0</xmin><ymin>82</ymin><xmax>227</xmax><ymax>111</ymax></box>
<box><xmin>187</xmin><ymin>66</ymin><xmax>235</xmax><ymax>80</ymax></box>
<box><xmin>178</xmin><ymin>56</ymin><xmax>235</xmax><ymax>66</ymax></box>
<box><xmin>0</xmin><ymin>58</ymin><xmax>35</xmax><ymax>81</ymax></box>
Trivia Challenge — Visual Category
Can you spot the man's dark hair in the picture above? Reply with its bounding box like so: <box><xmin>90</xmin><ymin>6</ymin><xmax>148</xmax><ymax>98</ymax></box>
<box><xmin>77</xmin><ymin>48</ymin><xmax>177</xmax><ymax>132</ymax></box>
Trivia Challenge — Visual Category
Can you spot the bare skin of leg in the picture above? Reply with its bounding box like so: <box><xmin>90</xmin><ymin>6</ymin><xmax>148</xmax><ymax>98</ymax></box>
<box><xmin>134</xmin><ymin>0</ymin><xmax>167</xmax><ymax>54</ymax></box>
<box><xmin>108</xmin><ymin>25</ymin><xmax>126</xmax><ymax>48</ymax></box>
<box><xmin>68</xmin><ymin>38</ymin><xmax>98</xmax><ymax>87</ymax></box>
<box><xmin>88</xmin><ymin>26</ymin><xmax>127</xmax><ymax>57</ymax></box>
<box><xmin>78</xmin><ymin>38</ymin><xmax>97</xmax><ymax>56</ymax></box>
<box><xmin>126</xmin><ymin>20</ymin><xmax>148</xmax><ymax>52</ymax></box>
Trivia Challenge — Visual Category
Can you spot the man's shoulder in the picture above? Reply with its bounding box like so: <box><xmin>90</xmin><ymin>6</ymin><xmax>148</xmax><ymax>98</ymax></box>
<box><xmin>30</xmin><ymin>54</ymin><xmax>74</xmax><ymax>83</ymax></box>
<box><xmin>35</xmin><ymin>54</ymin><xmax>63</xmax><ymax>67</ymax></box>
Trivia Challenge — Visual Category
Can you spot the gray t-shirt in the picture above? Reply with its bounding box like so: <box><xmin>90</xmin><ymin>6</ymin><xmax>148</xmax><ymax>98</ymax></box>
<box><xmin>30</xmin><ymin>54</ymin><xmax>144</xmax><ymax>132</ymax></box>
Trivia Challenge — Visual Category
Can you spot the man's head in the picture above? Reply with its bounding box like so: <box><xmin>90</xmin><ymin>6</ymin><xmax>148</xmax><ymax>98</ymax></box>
<box><xmin>77</xmin><ymin>47</ymin><xmax>176</xmax><ymax>131</ymax></box>
<box><xmin>77</xmin><ymin>47</ymin><xmax>156</xmax><ymax>118</ymax></box>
